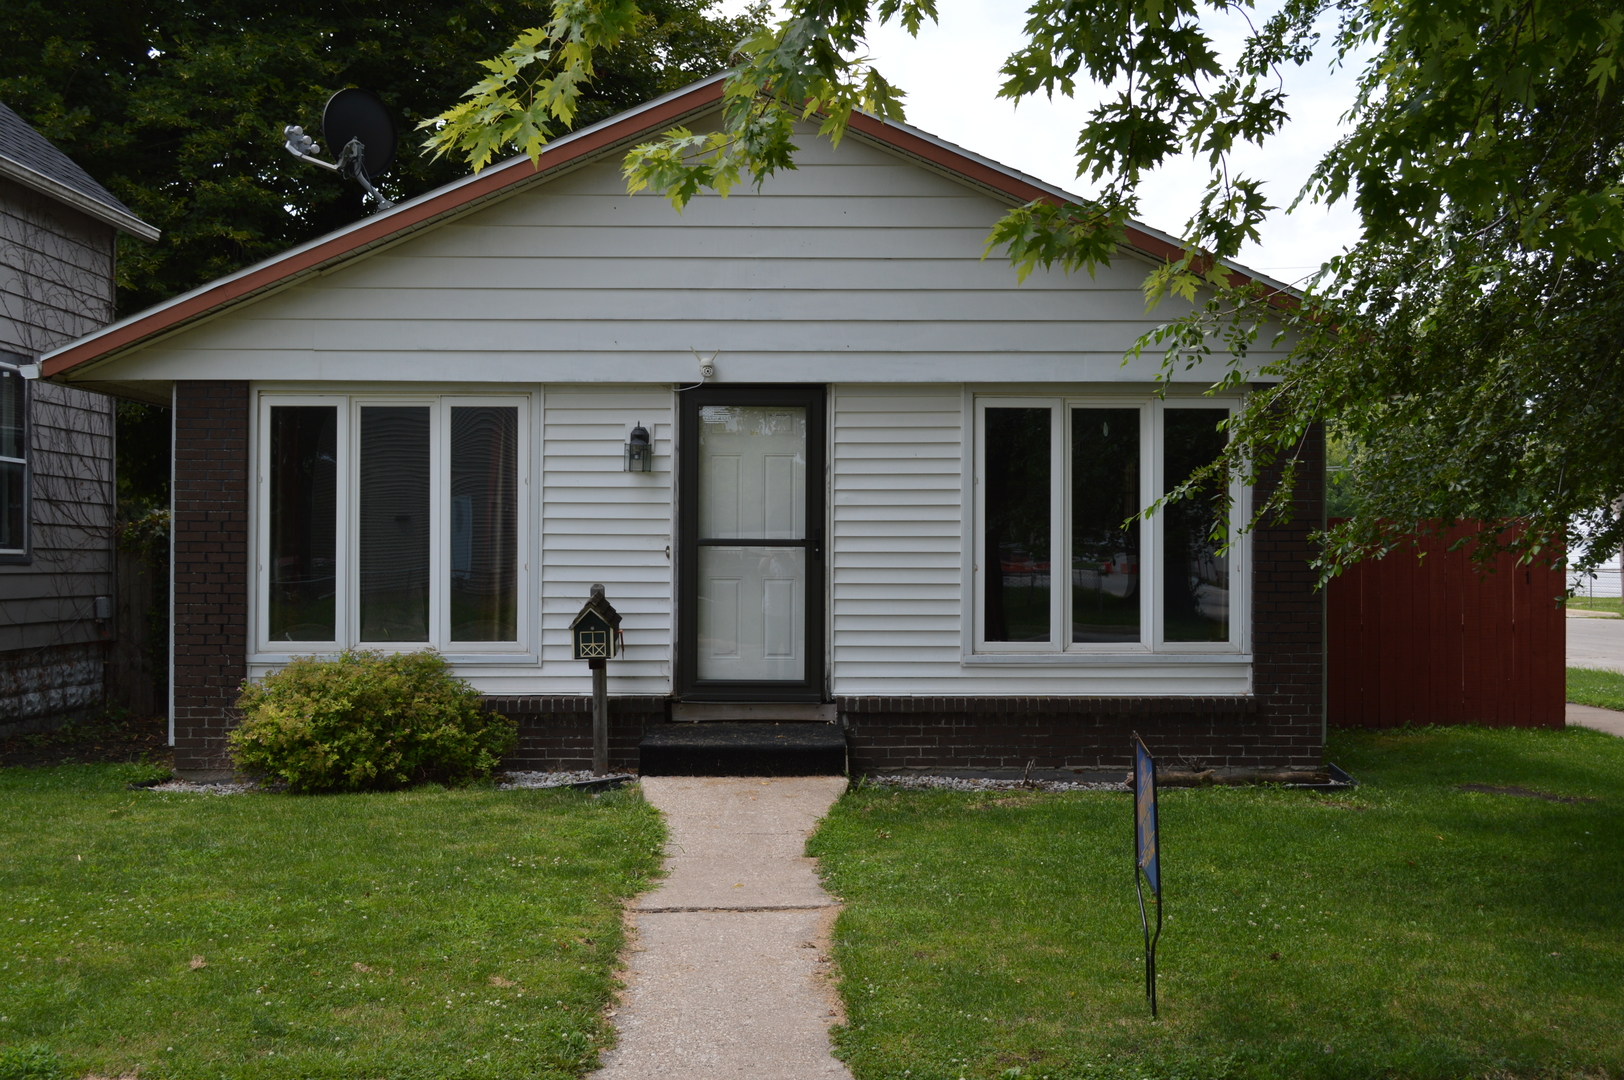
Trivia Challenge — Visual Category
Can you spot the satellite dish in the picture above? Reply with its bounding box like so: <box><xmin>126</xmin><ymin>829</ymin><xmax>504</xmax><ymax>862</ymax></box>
<box><xmin>323</xmin><ymin>89</ymin><xmax>396</xmax><ymax>178</ymax></box>
<box><xmin>282</xmin><ymin>89</ymin><xmax>397</xmax><ymax>211</ymax></box>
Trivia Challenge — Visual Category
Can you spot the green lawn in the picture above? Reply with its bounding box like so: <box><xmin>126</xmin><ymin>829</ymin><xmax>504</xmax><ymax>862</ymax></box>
<box><xmin>810</xmin><ymin>726</ymin><xmax>1624</xmax><ymax>1080</ymax></box>
<box><xmin>0</xmin><ymin>764</ymin><xmax>663</xmax><ymax>1080</ymax></box>
<box><xmin>1565</xmin><ymin>596</ymin><xmax>1624</xmax><ymax>615</ymax></box>
<box><xmin>1568</xmin><ymin>666</ymin><xmax>1624</xmax><ymax>711</ymax></box>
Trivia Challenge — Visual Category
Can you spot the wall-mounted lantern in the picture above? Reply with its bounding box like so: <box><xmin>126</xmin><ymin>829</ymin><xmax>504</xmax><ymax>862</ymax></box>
<box><xmin>624</xmin><ymin>423</ymin><xmax>652</xmax><ymax>472</ymax></box>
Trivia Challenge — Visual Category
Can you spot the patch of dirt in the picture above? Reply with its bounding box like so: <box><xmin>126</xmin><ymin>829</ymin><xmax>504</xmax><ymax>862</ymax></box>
<box><xmin>1457</xmin><ymin>783</ymin><xmax>1597</xmax><ymax>804</ymax></box>
<box><xmin>0</xmin><ymin>713</ymin><xmax>172</xmax><ymax>769</ymax></box>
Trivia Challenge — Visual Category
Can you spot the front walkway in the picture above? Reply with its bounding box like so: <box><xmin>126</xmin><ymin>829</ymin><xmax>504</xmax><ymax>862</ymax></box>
<box><xmin>592</xmin><ymin>776</ymin><xmax>852</xmax><ymax>1080</ymax></box>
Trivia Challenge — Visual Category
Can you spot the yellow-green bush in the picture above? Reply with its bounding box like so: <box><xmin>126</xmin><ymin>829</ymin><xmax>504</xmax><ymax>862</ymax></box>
<box><xmin>229</xmin><ymin>650</ymin><xmax>517</xmax><ymax>792</ymax></box>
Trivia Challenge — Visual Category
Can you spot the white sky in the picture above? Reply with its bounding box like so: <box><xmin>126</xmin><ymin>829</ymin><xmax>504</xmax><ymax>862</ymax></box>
<box><xmin>715</xmin><ymin>0</ymin><xmax>1369</xmax><ymax>282</ymax></box>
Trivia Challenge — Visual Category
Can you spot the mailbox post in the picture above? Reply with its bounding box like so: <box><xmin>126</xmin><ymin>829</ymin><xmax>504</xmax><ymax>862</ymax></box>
<box><xmin>571</xmin><ymin>584</ymin><xmax>622</xmax><ymax>775</ymax></box>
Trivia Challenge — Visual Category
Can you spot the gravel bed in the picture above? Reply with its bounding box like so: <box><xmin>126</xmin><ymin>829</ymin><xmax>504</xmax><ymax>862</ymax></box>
<box><xmin>148</xmin><ymin>780</ymin><xmax>257</xmax><ymax>795</ymax></box>
<box><xmin>497</xmin><ymin>770</ymin><xmax>637</xmax><ymax>790</ymax></box>
<box><xmin>869</xmin><ymin>774</ymin><xmax>1126</xmax><ymax>793</ymax></box>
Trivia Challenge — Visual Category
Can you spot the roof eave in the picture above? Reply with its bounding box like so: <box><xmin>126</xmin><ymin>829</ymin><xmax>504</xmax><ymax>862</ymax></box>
<box><xmin>40</xmin><ymin>74</ymin><xmax>731</xmax><ymax>380</ymax></box>
<box><xmin>0</xmin><ymin>154</ymin><xmax>161</xmax><ymax>241</ymax></box>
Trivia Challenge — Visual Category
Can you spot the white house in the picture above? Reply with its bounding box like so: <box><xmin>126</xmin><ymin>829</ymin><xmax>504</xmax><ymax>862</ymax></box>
<box><xmin>38</xmin><ymin>75</ymin><xmax>1324</xmax><ymax>779</ymax></box>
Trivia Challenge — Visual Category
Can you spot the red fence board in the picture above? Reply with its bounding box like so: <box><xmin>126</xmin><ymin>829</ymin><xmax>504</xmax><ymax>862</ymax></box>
<box><xmin>1326</xmin><ymin>523</ymin><xmax>1566</xmax><ymax>728</ymax></box>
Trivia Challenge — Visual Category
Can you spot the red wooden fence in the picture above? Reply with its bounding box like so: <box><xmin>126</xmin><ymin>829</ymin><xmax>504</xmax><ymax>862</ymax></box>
<box><xmin>1325</xmin><ymin>523</ymin><xmax>1566</xmax><ymax>728</ymax></box>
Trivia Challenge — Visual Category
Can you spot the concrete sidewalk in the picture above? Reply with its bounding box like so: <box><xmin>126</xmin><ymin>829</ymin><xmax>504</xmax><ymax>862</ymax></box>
<box><xmin>1568</xmin><ymin>702</ymin><xmax>1624</xmax><ymax>737</ymax></box>
<box><xmin>592</xmin><ymin>776</ymin><xmax>853</xmax><ymax>1080</ymax></box>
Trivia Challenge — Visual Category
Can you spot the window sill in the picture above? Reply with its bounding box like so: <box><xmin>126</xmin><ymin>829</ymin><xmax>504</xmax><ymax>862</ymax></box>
<box><xmin>961</xmin><ymin>652</ymin><xmax>1250</xmax><ymax>667</ymax></box>
<box><xmin>250</xmin><ymin>651</ymin><xmax>539</xmax><ymax>666</ymax></box>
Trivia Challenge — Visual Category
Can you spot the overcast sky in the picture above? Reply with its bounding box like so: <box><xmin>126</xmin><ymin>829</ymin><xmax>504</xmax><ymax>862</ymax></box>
<box><xmin>716</xmin><ymin>0</ymin><xmax>1369</xmax><ymax>282</ymax></box>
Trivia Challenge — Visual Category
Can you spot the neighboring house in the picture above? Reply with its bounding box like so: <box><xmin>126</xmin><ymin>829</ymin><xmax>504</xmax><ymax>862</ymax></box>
<box><xmin>39</xmin><ymin>76</ymin><xmax>1322</xmax><ymax>777</ymax></box>
<box><xmin>0</xmin><ymin>102</ymin><xmax>159</xmax><ymax>727</ymax></box>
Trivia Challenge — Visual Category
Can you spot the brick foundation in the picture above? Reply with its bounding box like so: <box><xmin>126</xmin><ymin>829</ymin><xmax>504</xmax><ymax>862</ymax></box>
<box><xmin>171</xmin><ymin>380</ymin><xmax>250</xmax><ymax>775</ymax></box>
<box><xmin>489</xmin><ymin>696</ymin><xmax>667</xmax><ymax>773</ymax></box>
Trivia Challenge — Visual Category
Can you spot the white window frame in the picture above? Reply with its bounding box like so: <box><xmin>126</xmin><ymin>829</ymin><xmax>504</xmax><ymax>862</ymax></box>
<box><xmin>972</xmin><ymin>393</ymin><xmax>1247</xmax><ymax>656</ymax></box>
<box><xmin>0</xmin><ymin>358</ymin><xmax>29</xmax><ymax>561</ymax></box>
<box><xmin>254</xmin><ymin>391</ymin><xmax>532</xmax><ymax>660</ymax></box>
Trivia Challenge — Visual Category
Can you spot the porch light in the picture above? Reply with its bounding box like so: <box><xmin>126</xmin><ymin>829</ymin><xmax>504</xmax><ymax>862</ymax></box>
<box><xmin>624</xmin><ymin>422</ymin><xmax>652</xmax><ymax>472</ymax></box>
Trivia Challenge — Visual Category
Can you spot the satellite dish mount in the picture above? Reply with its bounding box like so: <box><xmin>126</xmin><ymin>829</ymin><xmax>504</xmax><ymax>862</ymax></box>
<box><xmin>283</xmin><ymin>89</ymin><xmax>398</xmax><ymax>211</ymax></box>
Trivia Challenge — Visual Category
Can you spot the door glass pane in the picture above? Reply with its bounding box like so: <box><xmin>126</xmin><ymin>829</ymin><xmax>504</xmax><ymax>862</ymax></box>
<box><xmin>1163</xmin><ymin>409</ymin><xmax>1230</xmax><ymax>642</ymax></box>
<box><xmin>698</xmin><ymin>405</ymin><xmax>806</xmax><ymax>540</ymax></box>
<box><xmin>450</xmin><ymin>406</ymin><xmax>518</xmax><ymax>642</ymax></box>
<box><xmin>359</xmin><ymin>406</ymin><xmax>430</xmax><ymax>641</ymax></box>
<box><xmin>0</xmin><ymin>461</ymin><xmax>23</xmax><ymax>551</ymax></box>
<box><xmin>268</xmin><ymin>406</ymin><xmax>337</xmax><ymax>641</ymax></box>
<box><xmin>984</xmin><ymin>407</ymin><xmax>1051</xmax><ymax>642</ymax></box>
<box><xmin>697</xmin><ymin>546</ymin><xmax>807</xmax><ymax>681</ymax></box>
<box><xmin>1072</xmin><ymin>408</ymin><xmax>1140</xmax><ymax>642</ymax></box>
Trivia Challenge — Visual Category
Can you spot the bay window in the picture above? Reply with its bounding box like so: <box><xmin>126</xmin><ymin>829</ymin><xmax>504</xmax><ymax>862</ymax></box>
<box><xmin>257</xmin><ymin>394</ymin><xmax>528</xmax><ymax>655</ymax></box>
<box><xmin>974</xmin><ymin>396</ymin><xmax>1243</xmax><ymax>653</ymax></box>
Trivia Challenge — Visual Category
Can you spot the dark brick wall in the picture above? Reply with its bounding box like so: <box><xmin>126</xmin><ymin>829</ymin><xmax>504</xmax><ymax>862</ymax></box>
<box><xmin>489</xmin><ymin>697</ymin><xmax>666</xmax><ymax>772</ymax></box>
<box><xmin>171</xmin><ymin>380</ymin><xmax>250</xmax><ymax>774</ymax></box>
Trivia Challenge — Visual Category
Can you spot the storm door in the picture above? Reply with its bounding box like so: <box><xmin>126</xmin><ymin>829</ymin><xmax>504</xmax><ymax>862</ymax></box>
<box><xmin>677</xmin><ymin>386</ymin><xmax>825</xmax><ymax>700</ymax></box>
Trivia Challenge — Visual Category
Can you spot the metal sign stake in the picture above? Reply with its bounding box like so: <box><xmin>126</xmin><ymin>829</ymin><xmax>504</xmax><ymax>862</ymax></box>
<box><xmin>1132</xmin><ymin>732</ymin><xmax>1163</xmax><ymax>1018</ymax></box>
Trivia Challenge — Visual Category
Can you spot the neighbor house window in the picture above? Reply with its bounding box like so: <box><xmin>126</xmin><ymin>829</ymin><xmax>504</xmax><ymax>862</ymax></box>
<box><xmin>974</xmin><ymin>397</ymin><xmax>1242</xmax><ymax>653</ymax></box>
<box><xmin>257</xmin><ymin>394</ymin><xmax>528</xmax><ymax>654</ymax></box>
<box><xmin>0</xmin><ymin>360</ymin><xmax>27</xmax><ymax>559</ymax></box>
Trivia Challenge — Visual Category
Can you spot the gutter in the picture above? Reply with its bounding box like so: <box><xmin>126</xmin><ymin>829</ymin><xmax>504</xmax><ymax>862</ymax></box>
<box><xmin>0</xmin><ymin>154</ymin><xmax>161</xmax><ymax>242</ymax></box>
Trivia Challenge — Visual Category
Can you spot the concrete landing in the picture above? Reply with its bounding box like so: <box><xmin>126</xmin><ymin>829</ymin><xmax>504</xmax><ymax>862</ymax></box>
<box><xmin>593</xmin><ymin>776</ymin><xmax>852</xmax><ymax>1080</ymax></box>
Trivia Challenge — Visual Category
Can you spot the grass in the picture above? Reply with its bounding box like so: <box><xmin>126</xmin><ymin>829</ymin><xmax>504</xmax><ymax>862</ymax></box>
<box><xmin>1565</xmin><ymin>596</ymin><xmax>1623</xmax><ymax>615</ymax></box>
<box><xmin>810</xmin><ymin>726</ymin><xmax>1624</xmax><ymax>1080</ymax></box>
<box><xmin>0</xmin><ymin>764</ymin><xmax>663</xmax><ymax>1080</ymax></box>
<box><xmin>1567</xmin><ymin>666</ymin><xmax>1624</xmax><ymax>711</ymax></box>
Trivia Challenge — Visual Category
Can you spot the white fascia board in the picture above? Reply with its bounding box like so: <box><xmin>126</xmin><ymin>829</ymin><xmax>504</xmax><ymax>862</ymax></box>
<box><xmin>0</xmin><ymin>154</ymin><xmax>161</xmax><ymax>241</ymax></box>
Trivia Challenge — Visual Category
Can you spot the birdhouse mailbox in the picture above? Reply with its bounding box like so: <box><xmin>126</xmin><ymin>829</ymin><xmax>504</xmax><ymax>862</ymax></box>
<box><xmin>571</xmin><ymin>583</ymin><xmax>622</xmax><ymax>663</ymax></box>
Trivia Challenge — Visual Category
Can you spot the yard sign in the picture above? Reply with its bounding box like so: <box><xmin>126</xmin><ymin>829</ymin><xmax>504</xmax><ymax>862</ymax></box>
<box><xmin>1133</xmin><ymin>732</ymin><xmax>1163</xmax><ymax>1017</ymax></box>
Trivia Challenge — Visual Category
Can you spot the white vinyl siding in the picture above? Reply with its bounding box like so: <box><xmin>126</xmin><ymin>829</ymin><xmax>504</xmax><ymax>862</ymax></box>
<box><xmin>540</xmin><ymin>387</ymin><xmax>672</xmax><ymax>696</ymax></box>
<box><xmin>79</xmin><ymin>116</ymin><xmax>1289</xmax><ymax>396</ymax></box>
<box><xmin>829</xmin><ymin>385</ymin><xmax>1251</xmax><ymax>697</ymax></box>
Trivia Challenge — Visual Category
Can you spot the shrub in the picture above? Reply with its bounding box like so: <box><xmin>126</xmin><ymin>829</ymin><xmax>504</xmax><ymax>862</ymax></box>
<box><xmin>229</xmin><ymin>650</ymin><xmax>517</xmax><ymax>793</ymax></box>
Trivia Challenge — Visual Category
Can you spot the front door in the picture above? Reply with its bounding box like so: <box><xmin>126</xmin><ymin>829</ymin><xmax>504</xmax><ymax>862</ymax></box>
<box><xmin>677</xmin><ymin>386</ymin><xmax>825</xmax><ymax>700</ymax></box>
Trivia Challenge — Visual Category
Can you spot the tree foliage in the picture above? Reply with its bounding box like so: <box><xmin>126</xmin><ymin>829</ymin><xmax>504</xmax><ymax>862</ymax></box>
<box><xmin>0</xmin><ymin>0</ymin><xmax>763</xmax><ymax>318</ymax></box>
<box><xmin>591</xmin><ymin>0</ymin><xmax>1619</xmax><ymax>575</ymax></box>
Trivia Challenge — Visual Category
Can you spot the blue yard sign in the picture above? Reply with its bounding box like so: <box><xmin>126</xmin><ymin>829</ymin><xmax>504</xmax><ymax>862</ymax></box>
<box><xmin>1132</xmin><ymin>732</ymin><xmax>1163</xmax><ymax>1017</ymax></box>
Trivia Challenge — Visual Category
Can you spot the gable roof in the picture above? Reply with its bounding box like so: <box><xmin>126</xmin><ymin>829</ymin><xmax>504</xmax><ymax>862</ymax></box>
<box><xmin>39</xmin><ymin>73</ymin><xmax>1284</xmax><ymax>380</ymax></box>
<box><xmin>0</xmin><ymin>101</ymin><xmax>160</xmax><ymax>242</ymax></box>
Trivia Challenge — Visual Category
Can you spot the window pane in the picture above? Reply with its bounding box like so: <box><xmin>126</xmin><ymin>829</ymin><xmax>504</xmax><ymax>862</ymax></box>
<box><xmin>0</xmin><ymin>368</ymin><xmax>22</xmax><ymax>460</ymax></box>
<box><xmin>1</xmin><ymin>461</ymin><xmax>24</xmax><ymax>551</ymax></box>
<box><xmin>267</xmin><ymin>406</ymin><xmax>337</xmax><ymax>641</ymax></box>
<box><xmin>1163</xmin><ymin>409</ymin><xmax>1230</xmax><ymax>642</ymax></box>
<box><xmin>698</xmin><ymin>405</ymin><xmax>807</xmax><ymax>540</ymax></box>
<box><xmin>984</xmin><ymin>407</ymin><xmax>1051</xmax><ymax>642</ymax></box>
<box><xmin>359</xmin><ymin>406</ymin><xmax>430</xmax><ymax>642</ymax></box>
<box><xmin>450</xmin><ymin>406</ymin><xmax>518</xmax><ymax>642</ymax></box>
<box><xmin>1072</xmin><ymin>408</ymin><xmax>1140</xmax><ymax>642</ymax></box>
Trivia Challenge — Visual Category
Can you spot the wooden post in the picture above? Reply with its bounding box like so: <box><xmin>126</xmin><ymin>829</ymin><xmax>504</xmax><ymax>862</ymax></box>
<box><xmin>591</xmin><ymin>658</ymin><xmax>608</xmax><ymax>775</ymax></box>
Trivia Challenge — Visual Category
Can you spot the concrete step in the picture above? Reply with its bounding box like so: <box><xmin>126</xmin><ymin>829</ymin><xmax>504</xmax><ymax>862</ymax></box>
<box><xmin>670</xmin><ymin>702</ymin><xmax>837</xmax><ymax>723</ymax></box>
<box><xmin>639</xmin><ymin>722</ymin><xmax>847</xmax><ymax>776</ymax></box>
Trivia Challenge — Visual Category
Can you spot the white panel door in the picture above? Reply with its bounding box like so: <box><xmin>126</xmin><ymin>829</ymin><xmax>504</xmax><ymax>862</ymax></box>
<box><xmin>695</xmin><ymin>405</ymin><xmax>808</xmax><ymax>681</ymax></box>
